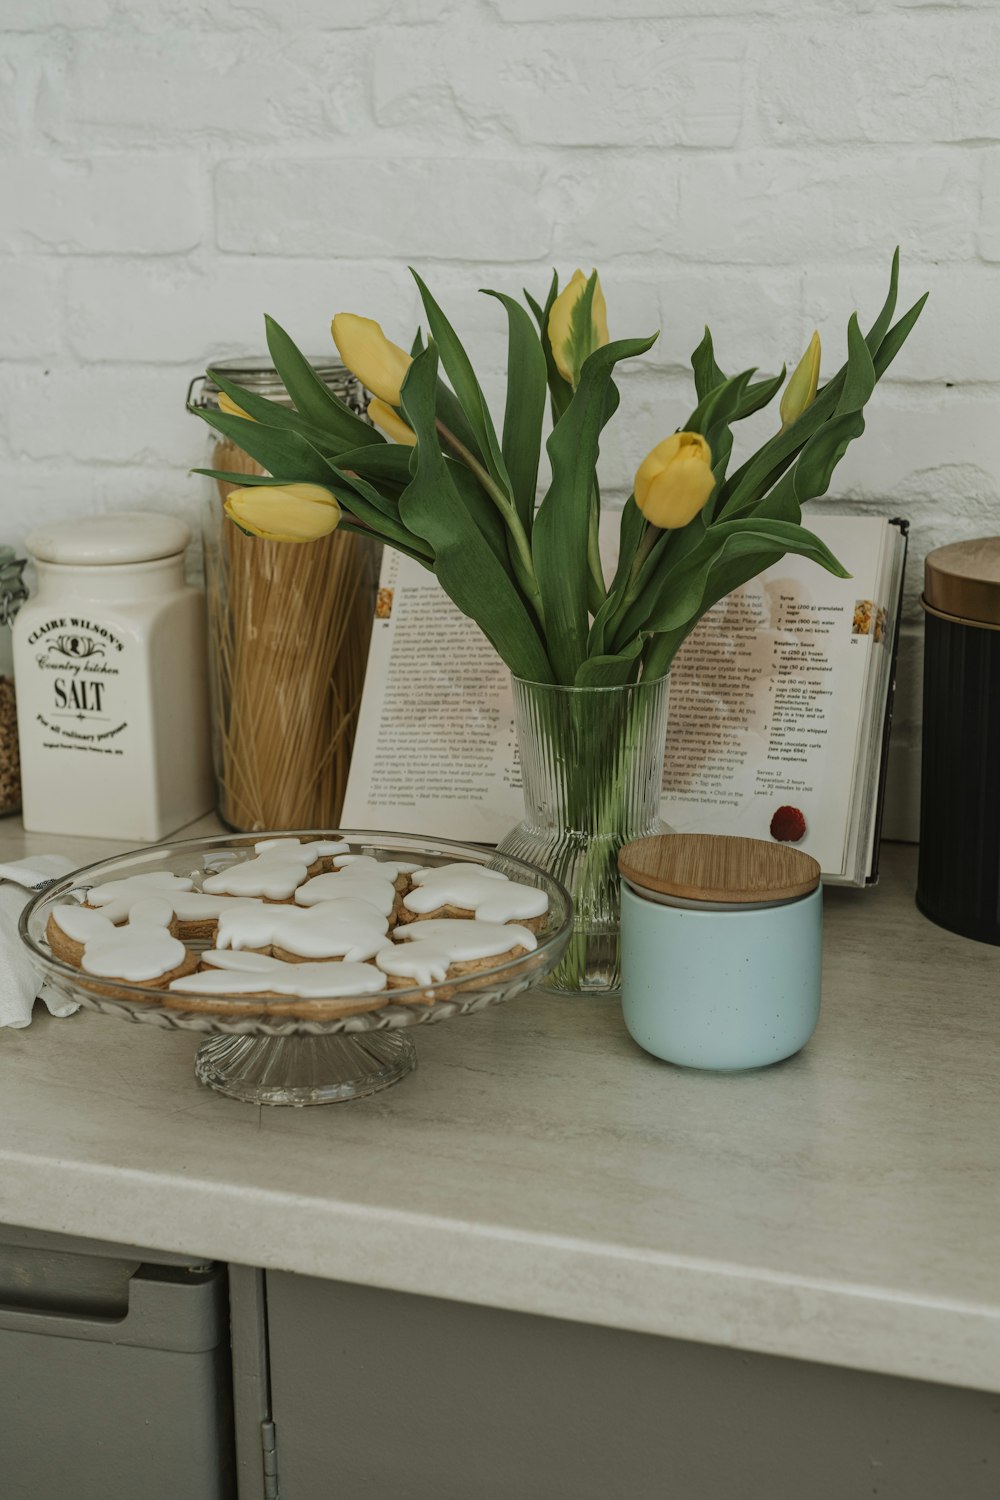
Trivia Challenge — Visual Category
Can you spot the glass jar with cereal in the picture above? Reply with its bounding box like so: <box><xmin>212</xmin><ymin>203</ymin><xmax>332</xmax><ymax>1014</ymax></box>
<box><xmin>0</xmin><ymin>548</ymin><xmax>27</xmax><ymax>817</ymax></box>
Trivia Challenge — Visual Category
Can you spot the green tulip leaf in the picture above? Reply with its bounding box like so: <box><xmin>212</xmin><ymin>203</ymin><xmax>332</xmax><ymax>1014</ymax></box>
<box><xmin>264</xmin><ymin>315</ymin><xmax>381</xmax><ymax>448</ymax></box>
<box><xmin>526</xmin><ymin>273</ymin><xmax>573</xmax><ymax>424</ymax></box>
<box><xmin>203</xmin><ymin>366</ymin><xmax>339</xmax><ymax>451</ymax></box>
<box><xmin>399</xmin><ymin>344</ymin><xmax>554</xmax><ymax>683</ymax></box>
<box><xmin>574</xmin><ymin>634</ymin><xmax>645</xmax><ymax>688</ymax></box>
<box><xmin>533</xmin><ymin>333</ymin><xmax>658</xmax><ymax>683</ymax></box>
<box><xmin>191</xmin><ymin>406</ymin><xmax>336</xmax><ymax>485</ymax></box>
<box><xmin>330</xmin><ymin>443</ymin><xmax>414</xmax><ymax>488</ymax></box>
<box><xmin>483</xmin><ymin>289</ymin><xmax>547</xmax><ymax>532</ymax></box>
<box><xmin>687</xmin><ymin>368</ymin><xmax>755</xmax><ymax>438</ymax></box>
<box><xmin>864</xmin><ymin>246</ymin><xmax>900</xmax><ymax>355</ymax></box>
<box><xmin>410</xmin><ymin>269</ymin><xmax>512</xmax><ymax>499</ymax></box>
<box><xmin>835</xmin><ymin>314</ymin><xmax>876</xmax><ymax>416</ymax></box>
<box><xmin>193</xmin><ymin>467</ymin><xmax>291</xmax><ymax>488</ymax></box>
<box><xmin>646</xmin><ymin>518</ymin><xmax>849</xmax><ymax>639</ymax></box>
<box><xmin>873</xmin><ymin>293</ymin><xmax>929</xmax><ymax>379</ymax></box>
<box><xmin>691</xmin><ymin>327</ymin><xmax>728</xmax><ymax>401</ymax></box>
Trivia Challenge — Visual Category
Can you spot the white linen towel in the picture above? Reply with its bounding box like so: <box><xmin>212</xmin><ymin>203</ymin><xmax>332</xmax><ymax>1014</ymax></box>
<box><xmin>0</xmin><ymin>854</ymin><xmax>80</xmax><ymax>1028</ymax></box>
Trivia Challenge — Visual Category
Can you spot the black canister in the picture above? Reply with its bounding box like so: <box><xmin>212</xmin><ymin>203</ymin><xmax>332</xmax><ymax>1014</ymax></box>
<box><xmin>917</xmin><ymin>538</ymin><xmax>1000</xmax><ymax>943</ymax></box>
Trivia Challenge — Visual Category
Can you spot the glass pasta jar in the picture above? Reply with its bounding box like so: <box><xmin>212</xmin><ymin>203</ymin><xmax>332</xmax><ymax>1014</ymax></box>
<box><xmin>188</xmin><ymin>359</ymin><xmax>380</xmax><ymax>832</ymax></box>
<box><xmin>0</xmin><ymin>548</ymin><xmax>28</xmax><ymax>816</ymax></box>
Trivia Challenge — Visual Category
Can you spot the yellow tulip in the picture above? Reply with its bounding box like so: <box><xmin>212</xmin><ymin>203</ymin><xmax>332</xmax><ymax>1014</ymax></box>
<box><xmin>331</xmin><ymin>313</ymin><xmax>412</xmax><ymax>405</ymax></box>
<box><xmin>780</xmin><ymin>330</ymin><xmax>821</xmax><ymax>430</ymax></box>
<box><xmin>548</xmin><ymin>268</ymin><xmax>609</xmax><ymax>387</ymax></box>
<box><xmin>634</xmin><ymin>432</ymin><xmax>715</xmax><ymax>529</ymax></box>
<box><xmin>217</xmin><ymin>390</ymin><xmax>255</xmax><ymax>422</ymax></box>
<box><xmin>224</xmin><ymin>483</ymin><xmax>341</xmax><ymax>544</ymax></box>
<box><xmin>367</xmin><ymin>397</ymin><xmax>416</xmax><ymax>447</ymax></box>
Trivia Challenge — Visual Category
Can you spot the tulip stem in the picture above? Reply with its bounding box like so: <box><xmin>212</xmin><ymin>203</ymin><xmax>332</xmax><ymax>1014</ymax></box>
<box><xmin>600</xmin><ymin>523</ymin><xmax>663</xmax><ymax>651</ymax></box>
<box><xmin>586</xmin><ymin>490</ymin><xmax>607</xmax><ymax>614</ymax></box>
<box><xmin>436</xmin><ymin>419</ymin><xmax>544</xmax><ymax>624</ymax></box>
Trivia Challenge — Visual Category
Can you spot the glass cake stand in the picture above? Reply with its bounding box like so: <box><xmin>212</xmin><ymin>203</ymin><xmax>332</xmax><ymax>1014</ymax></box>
<box><xmin>20</xmin><ymin>830</ymin><xmax>573</xmax><ymax>1108</ymax></box>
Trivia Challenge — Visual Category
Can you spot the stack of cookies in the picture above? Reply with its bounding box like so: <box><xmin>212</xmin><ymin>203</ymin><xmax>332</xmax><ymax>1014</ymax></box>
<box><xmin>44</xmin><ymin>838</ymin><xmax>550</xmax><ymax>1019</ymax></box>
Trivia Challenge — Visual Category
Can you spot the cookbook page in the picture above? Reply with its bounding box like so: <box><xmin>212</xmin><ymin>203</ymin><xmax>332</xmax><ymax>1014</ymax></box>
<box><xmin>342</xmin><ymin>549</ymin><xmax>522</xmax><ymax>839</ymax></box>
<box><xmin>661</xmin><ymin>516</ymin><xmax>882</xmax><ymax>875</ymax></box>
<box><xmin>342</xmin><ymin>514</ymin><xmax>887</xmax><ymax>875</ymax></box>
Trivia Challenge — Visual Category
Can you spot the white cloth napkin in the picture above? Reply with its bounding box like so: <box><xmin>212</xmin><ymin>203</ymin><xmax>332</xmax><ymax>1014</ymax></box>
<box><xmin>0</xmin><ymin>854</ymin><xmax>80</xmax><ymax>1028</ymax></box>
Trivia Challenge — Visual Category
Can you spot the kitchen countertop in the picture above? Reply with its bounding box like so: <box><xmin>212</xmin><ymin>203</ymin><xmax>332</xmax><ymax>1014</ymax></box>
<box><xmin>0</xmin><ymin>818</ymin><xmax>997</xmax><ymax>1394</ymax></box>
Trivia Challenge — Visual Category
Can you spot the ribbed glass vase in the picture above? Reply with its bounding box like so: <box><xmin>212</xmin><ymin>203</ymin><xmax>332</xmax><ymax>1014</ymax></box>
<box><xmin>496</xmin><ymin>674</ymin><xmax>670</xmax><ymax>996</ymax></box>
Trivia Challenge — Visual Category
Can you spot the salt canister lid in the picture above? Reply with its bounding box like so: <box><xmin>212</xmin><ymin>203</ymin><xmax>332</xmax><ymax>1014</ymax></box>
<box><xmin>619</xmin><ymin>834</ymin><xmax>821</xmax><ymax>906</ymax></box>
<box><xmin>924</xmin><ymin>537</ymin><xmax>1000</xmax><ymax>627</ymax></box>
<box><xmin>26</xmin><ymin>512</ymin><xmax>191</xmax><ymax>566</ymax></box>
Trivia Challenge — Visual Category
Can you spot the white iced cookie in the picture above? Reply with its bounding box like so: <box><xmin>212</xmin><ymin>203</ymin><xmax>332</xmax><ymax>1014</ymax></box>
<box><xmin>400</xmin><ymin>870</ymin><xmax>548</xmax><ymax>924</ymax></box>
<box><xmin>172</xmin><ymin>950</ymin><xmax>387</xmax><ymax>1000</ymax></box>
<box><xmin>50</xmin><ymin>903</ymin><xmax>119</xmax><ymax>948</ymax></box>
<box><xmin>410</xmin><ymin>863</ymin><xmax>508</xmax><ymax>886</ymax></box>
<box><xmin>332</xmin><ymin>854</ymin><xmax>421</xmax><ymax>882</ymax></box>
<box><xmin>294</xmin><ymin>872</ymin><xmax>397</xmax><ymax>917</ymax></box>
<box><xmin>254</xmin><ymin>837</ymin><xmax>350</xmax><ymax>861</ymax></box>
<box><xmin>82</xmin><ymin>871</ymin><xmax>196</xmax><ymax>923</ymax></box>
<box><xmin>391</xmin><ymin>918</ymin><xmax>538</xmax><ymax>956</ymax></box>
<box><xmin>215</xmin><ymin>901</ymin><xmax>388</xmax><ymax>961</ymax></box>
<box><xmin>202</xmin><ymin>851</ymin><xmax>315</xmax><ymax>901</ymax></box>
<box><xmin>79</xmin><ymin>898</ymin><xmax>196</xmax><ymax>984</ymax></box>
<box><xmin>378</xmin><ymin>918</ymin><xmax>537</xmax><ymax>987</ymax></box>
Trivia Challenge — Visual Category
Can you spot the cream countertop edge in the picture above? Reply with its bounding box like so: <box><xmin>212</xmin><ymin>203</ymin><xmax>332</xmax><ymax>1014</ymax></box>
<box><xmin>0</xmin><ymin>819</ymin><xmax>998</xmax><ymax>1395</ymax></box>
<box><xmin>3</xmin><ymin>1141</ymin><xmax>999</xmax><ymax>1395</ymax></box>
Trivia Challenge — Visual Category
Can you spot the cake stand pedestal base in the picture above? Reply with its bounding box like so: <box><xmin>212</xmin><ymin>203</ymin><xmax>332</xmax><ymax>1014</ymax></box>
<box><xmin>194</xmin><ymin>1031</ymin><xmax>417</xmax><ymax>1107</ymax></box>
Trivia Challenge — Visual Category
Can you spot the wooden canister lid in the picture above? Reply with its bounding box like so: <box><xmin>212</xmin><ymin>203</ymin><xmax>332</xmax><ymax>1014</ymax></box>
<box><xmin>924</xmin><ymin>538</ymin><xmax>1000</xmax><ymax>627</ymax></box>
<box><xmin>619</xmin><ymin>834</ymin><xmax>821</xmax><ymax>905</ymax></box>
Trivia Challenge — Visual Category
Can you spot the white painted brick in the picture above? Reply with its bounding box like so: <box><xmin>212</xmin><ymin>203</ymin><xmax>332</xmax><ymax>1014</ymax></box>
<box><xmin>374</xmin><ymin>25</ymin><xmax>745</xmax><ymax>149</ymax></box>
<box><xmin>41</xmin><ymin>32</ymin><xmax>369</xmax><ymax>145</ymax></box>
<box><xmin>0</xmin><ymin>155</ymin><xmax>203</xmax><ymax>254</ymax></box>
<box><xmin>547</xmin><ymin>154</ymin><xmax>682</xmax><ymax>262</ymax></box>
<box><xmin>216</xmin><ymin>159</ymin><xmax>555</xmax><ymax>260</ymax></box>
<box><xmin>0</xmin><ymin>35</ymin><xmax>57</xmax><ymax>144</ymax></box>
<box><xmin>978</xmin><ymin>149</ymin><xmax>1000</xmax><ymax>261</ymax></box>
<box><xmin>0</xmin><ymin>463</ymin><xmax>202</xmax><ymax>561</ymax></box>
<box><xmin>63</xmin><ymin>258</ymin><xmax>423</xmax><ymax>364</ymax></box>
<box><xmin>488</xmin><ymin>0</ymin><xmax>791</xmax><ymax>18</ymax></box>
<box><xmin>758</xmin><ymin>16</ymin><xmax>1000</xmax><ymax>146</ymax></box>
<box><xmin>0</xmin><ymin>365</ymin><xmax>195</xmax><ymax>465</ymax></box>
<box><xmin>677</xmin><ymin>149</ymin><xmax>978</xmax><ymax>264</ymax></box>
<box><xmin>0</xmin><ymin>56</ymin><xmax>21</xmax><ymax>146</ymax></box>
<box><xmin>204</xmin><ymin>0</ymin><xmax>451</xmax><ymax>25</ymax></box>
<box><xmin>0</xmin><ymin>0</ymin><xmax>112</xmax><ymax>27</ymax></box>
<box><xmin>647</xmin><ymin>267</ymin><xmax>804</xmax><ymax>374</ymax></box>
<box><xmin>0</xmin><ymin>260</ymin><xmax>62</xmax><ymax>358</ymax></box>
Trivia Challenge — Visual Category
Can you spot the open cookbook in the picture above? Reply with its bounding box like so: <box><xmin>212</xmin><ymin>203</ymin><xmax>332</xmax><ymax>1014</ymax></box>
<box><xmin>343</xmin><ymin>513</ymin><xmax>908</xmax><ymax>886</ymax></box>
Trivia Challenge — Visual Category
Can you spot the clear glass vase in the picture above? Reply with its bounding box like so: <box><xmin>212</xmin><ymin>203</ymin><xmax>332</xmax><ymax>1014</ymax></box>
<box><xmin>496</xmin><ymin>674</ymin><xmax>670</xmax><ymax>996</ymax></box>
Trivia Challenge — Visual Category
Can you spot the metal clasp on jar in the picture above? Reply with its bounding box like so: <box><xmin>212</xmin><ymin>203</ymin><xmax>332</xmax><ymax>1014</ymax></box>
<box><xmin>0</xmin><ymin>554</ymin><xmax>27</xmax><ymax>629</ymax></box>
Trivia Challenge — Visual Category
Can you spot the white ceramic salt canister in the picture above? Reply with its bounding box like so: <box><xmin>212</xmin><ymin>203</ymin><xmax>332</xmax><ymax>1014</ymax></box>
<box><xmin>13</xmin><ymin>512</ymin><xmax>214</xmax><ymax>840</ymax></box>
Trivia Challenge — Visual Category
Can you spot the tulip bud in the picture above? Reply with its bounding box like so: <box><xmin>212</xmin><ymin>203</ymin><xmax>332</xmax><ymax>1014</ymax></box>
<box><xmin>634</xmin><ymin>432</ymin><xmax>715</xmax><ymax>530</ymax></box>
<box><xmin>367</xmin><ymin>397</ymin><xmax>417</xmax><ymax>447</ymax></box>
<box><xmin>548</xmin><ymin>269</ymin><xmax>610</xmax><ymax>387</ymax></box>
<box><xmin>780</xmin><ymin>331</ymin><xmax>821</xmax><ymax>430</ymax></box>
<box><xmin>217</xmin><ymin>390</ymin><xmax>256</xmax><ymax>422</ymax></box>
<box><xmin>224</xmin><ymin>483</ymin><xmax>341</xmax><ymax>544</ymax></box>
<box><xmin>331</xmin><ymin>313</ymin><xmax>412</xmax><ymax>406</ymax></box>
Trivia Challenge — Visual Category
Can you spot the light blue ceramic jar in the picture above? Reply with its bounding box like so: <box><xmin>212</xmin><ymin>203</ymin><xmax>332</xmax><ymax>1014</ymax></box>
<box><xmin>619</xmin><ymin>835</ymin><xmax>823</xmax><ymax>1071</ymax></box>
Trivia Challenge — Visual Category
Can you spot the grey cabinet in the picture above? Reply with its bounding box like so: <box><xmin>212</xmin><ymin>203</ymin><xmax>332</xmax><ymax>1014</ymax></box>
<box><xmin>0</xmin><ymin>1225</ymin><xmax>235</xmax><ymax>1500</ymax></box>
<box><xmin>259</xmin><ymin>1272</ymin><xmax>1000</xmax><ymax>1500</ymax></box>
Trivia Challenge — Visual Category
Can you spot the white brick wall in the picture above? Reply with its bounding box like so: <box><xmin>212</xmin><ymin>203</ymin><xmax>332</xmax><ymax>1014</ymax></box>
<box><xmin>5</xmin><ymin>0</ymin><xmax>1000</xmax><ymax>837</ymax></box>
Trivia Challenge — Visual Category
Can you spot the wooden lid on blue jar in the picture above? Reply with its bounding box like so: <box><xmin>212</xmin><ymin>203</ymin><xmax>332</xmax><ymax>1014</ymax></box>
<box><xmin>619</xmin><ymin>834</ymin><xmax>821</xmax><ymax>906</ymax></box>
